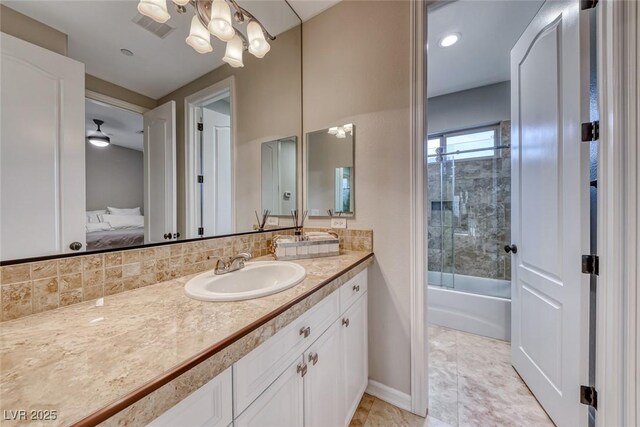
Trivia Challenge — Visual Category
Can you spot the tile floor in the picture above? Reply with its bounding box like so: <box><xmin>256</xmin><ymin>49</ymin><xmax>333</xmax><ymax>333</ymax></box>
<box><xmin>350</xmin><ymin>326</ymin><xmax>555</xmax><ymax>427</ymax></box>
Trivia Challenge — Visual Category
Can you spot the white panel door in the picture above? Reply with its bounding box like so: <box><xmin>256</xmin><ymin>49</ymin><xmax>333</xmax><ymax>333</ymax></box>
<box><xmin>201</xmin><ymin>108</ymin><xmax>232</xmax><ymax>236</ymax></box>
<box><xmin>0</xmin><ymin>33</ymin><xmax>85</xmax><ymax>260</ymax></box>
<box><xmin>143</xmin><ymin>101</ymin><xmax>176</xmax><ymax>244</ymax></box>
<box><xmin>261</xmin><ymin>140</ymin><xmax>279</xmax><ymax>214</ymax></box>
<box><xmin>510</xmin><ymin>1</ymin><xmax>590</xmax><ymax>426</ymax></box>
<box><xmin>341</xmin><ymin>294</ymin><xmax>368</xmax><ymax>426</ymax></box>
<box><xmin>235</xmin><ymin>358</ymin><xmax>304</xmax><ymax>427</ymax></box>
<box><xmin>303</xmin><ymin>321</ymin><xmax>343</xmax><ymax>427</ymax></box>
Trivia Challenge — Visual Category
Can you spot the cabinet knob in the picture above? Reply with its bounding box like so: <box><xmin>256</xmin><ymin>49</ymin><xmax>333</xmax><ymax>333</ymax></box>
<box><xmin>353</xmin><ymin>284</ymin><xmax>360</xmax><ymax>292</ymax></box>
<box><xmin>164</xmin><ymin>233</ymin><xmax>172</xmax><ymax>240</ymax></box>
<box><xmin>299</xmin><ymin>326</ymin><xmax>311</xmax><ymax>338</ymax></box>
<box><xmin>308</xmin><ymin>352</ymin><xmax>319</xmax><ymax>365</ymax></box>
<box><xmin>297</xmin><ymin>362</ymin><xmax>308</xmax><ymax>377</ymax></box>
<box><xmin>69</xmin><ymin>242</ymin><xmax>83</xmax><ymax>251</ymax></box>
<box><xmin>342</xmin><ymin>318</ymin><xmax>350</xmax><ymax>327</ymax></box>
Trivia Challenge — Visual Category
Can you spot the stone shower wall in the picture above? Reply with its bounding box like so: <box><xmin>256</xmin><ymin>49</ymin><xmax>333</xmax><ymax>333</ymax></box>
<box><xmin>427</xmin><ymin>121</ymin><xmax>511</xmax><ymax>281</ymax></box>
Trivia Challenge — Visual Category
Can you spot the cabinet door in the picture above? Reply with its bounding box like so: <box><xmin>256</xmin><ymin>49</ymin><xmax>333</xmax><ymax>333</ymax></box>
<box><xmin>147</xmin><ymin>367</ymin><xmax>232</xmax><ymax>427</ymax></box>
<box><xmin>0</xmin><ymin>33</ymin><xmax>85</xmax><ymax>260</ymax></box>
<box><xmin>235</xmin><ymin>358</ymin><xmax>304</xmax><ymax>427</ymax></box>
<box><xmin>303</xmin><ymin>321</ymin><xmax>343</xmax><ymax>427</ymax></box>
<box><xmin>341</xmin><ymin>294</ymin><xmax>368</xmax><ymax>426</ymax></box>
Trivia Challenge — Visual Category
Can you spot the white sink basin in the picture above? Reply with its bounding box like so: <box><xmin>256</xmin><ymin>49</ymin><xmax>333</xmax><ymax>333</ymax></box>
<box><xmin>184</xmin><ymin>261</ymin><xmax>307</xmax><ymax>302</ymax></box>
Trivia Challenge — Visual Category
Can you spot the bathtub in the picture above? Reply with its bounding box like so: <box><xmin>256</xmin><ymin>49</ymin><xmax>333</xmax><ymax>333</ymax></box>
<box><xmin>427</xmin><ymin>272</ymin><xmax>511</xmax><ymax>341</ymax></box>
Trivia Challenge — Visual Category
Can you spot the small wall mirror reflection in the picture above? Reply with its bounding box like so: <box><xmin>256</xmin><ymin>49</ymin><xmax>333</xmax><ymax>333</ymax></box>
<box><xmin>306</xmin><ymin>124</ymin><xmax>355</xmax><ymax>218</ymax></box>
<box><xmin>261</xmin><ymin>136</ymin><xmax>298</xmax><ymax>216</ymax></box>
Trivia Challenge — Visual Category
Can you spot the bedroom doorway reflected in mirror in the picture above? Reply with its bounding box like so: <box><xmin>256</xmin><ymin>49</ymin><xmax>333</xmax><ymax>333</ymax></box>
<box><xmin>85</xmin><ymin>98</ymin><xmax>145</xmax><ymax>251</ymax></box>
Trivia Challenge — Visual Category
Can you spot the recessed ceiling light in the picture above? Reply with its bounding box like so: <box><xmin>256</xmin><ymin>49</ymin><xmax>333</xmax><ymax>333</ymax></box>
<box><xmin>120</xmin><ymin>48</ymin><xmax>134</xmax><ymax>56</ymax></box>
<box><xmin>439</xmin><ymin>33</ymin><xmax>460</xmax><ymax>48</ymax></box>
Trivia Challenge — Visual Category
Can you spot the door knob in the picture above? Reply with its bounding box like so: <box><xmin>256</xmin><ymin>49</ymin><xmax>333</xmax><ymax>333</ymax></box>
<box><xmin>504</xmin><ymin>244</ymin><xmax>518</xmax><ymax>254</ymax></box>
<box><xmin>69</xmin><ymin>242</ymin><xmax>83</xmax><ymax>251</ymax></box>
<box><xmin>342</xmin><ymin>318</ymin><xmax>350</xmax><ymax>327</ymax></box>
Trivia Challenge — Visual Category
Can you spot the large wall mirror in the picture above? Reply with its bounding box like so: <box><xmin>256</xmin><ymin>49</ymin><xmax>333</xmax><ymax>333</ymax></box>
<box><xmin>0</xmin><ymin>0</ymin><xmax>301</xmax><ymax>262</ymax></box>
<box><xmin>305</xmin><ymin>124</ymin><xmax>355</xmax><ymax>218</ymax></box>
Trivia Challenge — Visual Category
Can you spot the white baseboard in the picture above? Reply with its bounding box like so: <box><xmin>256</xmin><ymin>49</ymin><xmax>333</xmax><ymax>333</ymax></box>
<box><xmin>365</xmin><ymin>380</ymin><xmax>412</xmax><ymax>412</ymax></box>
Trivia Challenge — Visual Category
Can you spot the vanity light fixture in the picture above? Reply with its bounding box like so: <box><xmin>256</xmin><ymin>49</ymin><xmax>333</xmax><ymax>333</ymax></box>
<box><xmin>136</xmin><ymin>0</ymin><xmax>275</xmax><ymax>64</ymax></box>
<box><xmin>137</xmin><ymin>0</ymin><xmax>170</xmax><ymax>23</ymax></box>
<box><xmin>87</xmin><ymin>119</ymin><xmax>110</xmax><ymax>148</ymax></box>
<box><xmin>328</xmin><ymin>124</ymin><xmax>354</xmax><ymax>139</ymax></box>
<box><xmin>439</xmin><ymin>33</ymin><xmax>460</xmax><ymax>48</ymax></box>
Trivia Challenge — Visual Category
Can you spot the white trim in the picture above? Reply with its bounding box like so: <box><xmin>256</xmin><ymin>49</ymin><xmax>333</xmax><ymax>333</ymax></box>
<box><xmin>409</xmin><ymin>0</ymin><xmax>428</xmax><ymax>418</ymax></box>
<box><xmin>184</xmin><ymin>76</ymin><xmax>236</xmax><ymax>239</ymax></box>
<box><xmin>596</xmin><ymin>1</ymin><xmax>639</xmax><ymax>426</ymax></box>
<box><xmin>366</xmin><ymin>380</ymin><xmax>412</xmax><ymax>412</ymax></box>
<box><xmin>85</xmin><ymin>90</ymin><xmax>149</xmax><ymax>114</ymax></box>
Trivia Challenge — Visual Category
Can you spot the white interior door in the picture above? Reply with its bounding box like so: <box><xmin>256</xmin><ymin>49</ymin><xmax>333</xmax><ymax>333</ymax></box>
<box><xmin>261</xmin><ymin>140</ymin><xmax>279</xmax><ymax>213</ymax></box>
<box><xmin>510</xmin><ymin>2</ymin><xmax>590</xmax><ymax>426</ymax></box>
<box><xmin>143</xmin><ymin>101</ymin><xmax>176</xmax><ymax>244</ymax></box>
<box><xmin>201</xmin><ymin>108</ymin><xmax>232</xmax><ymax>236</ymax></box>
<box><xmin>0</xmin><ymin>33</ymin><xmax>85</xmax><ymax>260</ymax></box>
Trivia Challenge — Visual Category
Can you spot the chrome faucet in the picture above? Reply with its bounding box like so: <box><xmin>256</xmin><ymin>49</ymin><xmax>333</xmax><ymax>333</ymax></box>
<box><xmin>208</xmin><ymin>252</ymin><xmax>252</xmax><ymax>275</ymax></box>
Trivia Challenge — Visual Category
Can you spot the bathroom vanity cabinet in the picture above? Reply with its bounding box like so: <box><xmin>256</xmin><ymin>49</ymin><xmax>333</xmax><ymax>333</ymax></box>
<box><xmin>149</xmin><ymin>268</ymin><xmax>368</xmax><ymax>427</ymax></box>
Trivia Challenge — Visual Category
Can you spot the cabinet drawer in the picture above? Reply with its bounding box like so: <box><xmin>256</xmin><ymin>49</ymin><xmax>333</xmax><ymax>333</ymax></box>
<box><xmin>148</xmin><ymin>367</ymin><xmax>232</xmax><ymax>427</ymax></box>
<box><xmin>234</xmin><ymin>290</ymin><xmax>339</xmax><ymax>416</ymax></box>
<box><xmin>339</xmin><ymin>269</ymin><xmax>368</xmax><ymax>313</ymax></box>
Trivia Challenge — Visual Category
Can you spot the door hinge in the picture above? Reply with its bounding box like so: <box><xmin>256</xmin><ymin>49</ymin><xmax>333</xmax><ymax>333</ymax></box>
<box><xmin>197</xmin><ymin>122</ymin><xmax>204</xmax><ymax>131</ymax></box>
<box><xmin>580</xmin><ymin>385</ymin><xmax>598</xmax><ymax>409</ymax></box>
<box><xmin>582</xmin><ymin>255</ymin><xmax>599</xmax><ymax>276</ymax></box>
<box><xmin>197</xmin><ymin>175</ymin><xmax>204</xmax><ymax>183</ymax></box>
<box><xmin>580</xmin><ymin>0</ymin><xmax>598</xmax><ymax>10</ymax></box>
<box><xmin>198</xmin><ymin>227</ymin><xmax>204</xmax><ymax>236</ymax></box>
<box><xmin>581</xmin><ymin>121</ymin><xmax>600</xmax><ymax>142</ymax></box>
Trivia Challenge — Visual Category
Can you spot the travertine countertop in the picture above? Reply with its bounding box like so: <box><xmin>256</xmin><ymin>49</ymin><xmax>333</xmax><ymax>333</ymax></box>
<box><xmin>0</xmin><ymin>251</ymin><xmax>373</xmax><ymax>426</ymax></box>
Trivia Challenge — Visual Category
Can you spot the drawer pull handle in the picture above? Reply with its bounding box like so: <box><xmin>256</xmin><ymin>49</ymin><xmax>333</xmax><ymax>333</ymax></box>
<box><xmin>299</xmin><ymin>326</ymin><xmax>311</xmax><ymax>338</ymax></box>
<box><xmin>353</xmin><ymin>284</ymin><xmax>360</xmax><ymax>292</ymax></box>
<box><xmin>342</xmin><ymin>318</ymin><xmax>350</xmax><ymax>327</ymax></box>
<box><xmin>308</xmin><ymin>352</ymin><xmax>319</xmax><ymax>365</ymax></box>
<box><xmin>297</xmin><ymin>362</ymin><xmax>308</xmax><ymax>377</ymax></box>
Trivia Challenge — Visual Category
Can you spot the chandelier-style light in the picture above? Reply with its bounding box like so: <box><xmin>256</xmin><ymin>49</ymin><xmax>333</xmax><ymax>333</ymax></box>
<box><xmin>328</xmin><ymin>124</ymin><xmax>354</xmax><ymax>139</ymax></box>
<box><xmin>137</xmin><ymin>0</ymin><xmax>275</xmax><ymax>63</ymax></box>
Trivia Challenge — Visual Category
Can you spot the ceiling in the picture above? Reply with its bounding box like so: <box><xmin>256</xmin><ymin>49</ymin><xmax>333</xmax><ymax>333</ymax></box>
<box><xmin>4</xmin><ymin>0</ymin><xmax>301</xmax><ymax>99</ymax></box>
<box><xmin>427</xmin><ymin>0</ymin><xmax>544</xmax><ymax>98</ymax></box>
<box><xmin>287</xmin><ymin>0</ymin><xmax>341</xmax><ymax>22</ymax></box>
<box><xmin>86</xmin><ymin>100</ymin><xmax>143</xmax><ymax>151</ymax></box>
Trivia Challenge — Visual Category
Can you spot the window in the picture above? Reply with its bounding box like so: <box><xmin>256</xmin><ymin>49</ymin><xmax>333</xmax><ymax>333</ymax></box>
<box><xmin>428</xmin><ymin>125</ymin><xmax>499</xmax><ymax>162</ymax></box>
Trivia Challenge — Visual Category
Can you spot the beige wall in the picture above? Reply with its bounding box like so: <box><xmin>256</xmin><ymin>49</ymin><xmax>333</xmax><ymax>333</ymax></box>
<box><xmin>302</xmin><ymin>1</ymin><xmax>412</xmax><ymax>394</ymax></box>
<box><xmin>0</xmin><ymin>5</ymin><xmax>68</xmax><ymax>56</ymax></box>
<box><xmin>158</xmin><ymin>26</ymin><xmax>302</xmax><ymax>235</ymax></box>
<box><xmin>86</xmin><ymin>75</ymin><xmax>158</xmax><ymax>111</ymax></box>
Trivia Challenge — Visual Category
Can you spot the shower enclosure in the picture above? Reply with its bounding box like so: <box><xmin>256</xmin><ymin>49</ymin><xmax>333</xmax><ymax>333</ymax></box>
<box><xmin>427</xmin><ymin>121</ymin><xmax>512</xmax><ymax>340</ymax></box>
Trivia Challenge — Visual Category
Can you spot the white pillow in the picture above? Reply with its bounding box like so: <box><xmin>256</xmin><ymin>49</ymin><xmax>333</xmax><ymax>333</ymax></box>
<box><xmin>86</xmin><ymin>222</ymin><xmax>113</xmax><ymax>232</ymax></box>
<box><xmin>86</xmin><ymin>210</ymin><xmax>107</xmax><ymax>224</ymax></box>
<box><xmin>107</xmin><ymin>206</ymin><xmax>141</xmax><ymax>216</ymax></box>
<box><xmin>101</xmin><ymin>214</ymin><xmax>144</xmax><ymax>230</ymax></box>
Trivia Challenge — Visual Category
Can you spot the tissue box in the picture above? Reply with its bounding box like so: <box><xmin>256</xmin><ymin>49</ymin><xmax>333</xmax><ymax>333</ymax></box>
<box><xmin>272</xmin><ymin>235</ymin><xmax>340</xmax><ymax>260</ymax></box>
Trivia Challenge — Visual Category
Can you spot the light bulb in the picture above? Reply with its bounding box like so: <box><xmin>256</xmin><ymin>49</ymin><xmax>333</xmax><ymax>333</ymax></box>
<box><xmin>173</xmin><ymin>0</ymin><xmax>189</xmax><ymax>5</ymax></box>
<box><xmin>439</xmin><ymin>33</ymin><xmax>460</xmax><ymax>48</ymax></box>
<box><xmin>222</xmin><ymin>34</ymin><xmax>244</xmax><ymax>68</ymax></box>
<box><xmin>336</xmin><ymin>127</ymin><xmax>346</xmax><ymax>139</ymax></box>
<box><xmin>186</xmin><ymin>16</ymin><xmax>213</xmax><ymax>53</ymax></box>
<box><xmin>209</xmin><ymin>0</ymin><xmax>235</xmax><ymax>42</ymax></box>
<box><xmin>137</xmin><ymin>0</ymin><xmax>170</xmax><ymax>24</ymax></box>
<box><xmin>247</xmin><ymin>20</ymin><xmax>270</xmax><ymax>58</ymax></box>
<box><xmin>328</xmin><ymin>127</ymin><xmax>339</xmax><ymax>135</ymax></box>
<box><xmin>343</xmin><ymin>123</ymin><xmax>353</xmax><ymax>134</ymax></box>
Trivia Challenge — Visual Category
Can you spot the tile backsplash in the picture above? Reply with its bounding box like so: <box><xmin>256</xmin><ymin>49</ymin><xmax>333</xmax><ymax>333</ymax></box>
<box><xmin>0</xmin><ymin>228</ymin><xmax>372</xmax><ymax>322</ymax></box>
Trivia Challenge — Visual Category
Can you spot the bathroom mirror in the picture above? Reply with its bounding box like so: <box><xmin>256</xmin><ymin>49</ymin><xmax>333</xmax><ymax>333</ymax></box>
<box><xmin>0</xmin><ymin>0</ymin><xmax>302</xmax><ymax>262</ymax></box>
<box><xmin>261</xmin><ymin>137</ymin><xmax>298</xmax><ymax>216</ymax></box>
<box><xmin>305</xmin><ymin>124</ymin><xmax>355</xmax><ymax>218</ymax></box>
